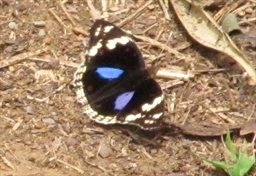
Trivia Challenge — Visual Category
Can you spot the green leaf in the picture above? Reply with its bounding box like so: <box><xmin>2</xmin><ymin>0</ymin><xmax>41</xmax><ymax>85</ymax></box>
<box><xmin>206</xmin><ymin>159</ymin><xmax>231</xmax><ymax>171</ymax></box>
<box><xmin>205</xmin><ymin>131</ymin><xmax>256</xmax><ymax>176</ymax></box>
<box><xmin>229</xmin><ymin>151</ymin><xmax>255</xmax><ymax>176</ymax></box>
<box><xmin>225</xmin><ymin>130</ymin><xmax>238</xmax><ymax>160</ymax></box>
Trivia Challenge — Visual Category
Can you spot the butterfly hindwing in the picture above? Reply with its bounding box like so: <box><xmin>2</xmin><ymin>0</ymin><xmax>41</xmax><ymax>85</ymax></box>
<box><xmin>73</xmin><ymin>20</ymin><xmax>164</xmax><ymax>130</ymax></box>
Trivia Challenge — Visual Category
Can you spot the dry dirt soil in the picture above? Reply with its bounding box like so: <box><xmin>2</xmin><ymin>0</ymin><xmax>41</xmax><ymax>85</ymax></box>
<box><xmin>0</xmin><ymin>0</ymin><xmax>256</xmax><ymax>176</ymax></box>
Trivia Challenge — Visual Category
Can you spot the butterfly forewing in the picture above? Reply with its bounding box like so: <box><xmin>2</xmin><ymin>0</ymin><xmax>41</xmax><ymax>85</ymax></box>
<box><xmin>73</xmin><ymin>20</ymin><xmax>164</xmax><ymax>130</ymax></box>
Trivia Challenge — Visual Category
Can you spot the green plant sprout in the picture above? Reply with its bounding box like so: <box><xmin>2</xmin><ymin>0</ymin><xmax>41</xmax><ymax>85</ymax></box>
<box><xmin>206</xmin><ymin>131</ymin><xmax>255</xmax><ymax>176</ymax></box>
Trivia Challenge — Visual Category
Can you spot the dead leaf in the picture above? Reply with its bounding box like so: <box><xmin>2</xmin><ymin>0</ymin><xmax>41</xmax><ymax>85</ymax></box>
<box><xmin>222</xmin><ymin>13</ymin><xmax>240</xmax><ymax>34</ymax></box>
<box><xmin>170</xmin><ymin>0</ymin><xmax>256</xmax><ymax>85</ymax></box>
<box><xmin>240</xmin><ymin>120</ymin><xmax>256</xmax><ymax>136</ymax></box>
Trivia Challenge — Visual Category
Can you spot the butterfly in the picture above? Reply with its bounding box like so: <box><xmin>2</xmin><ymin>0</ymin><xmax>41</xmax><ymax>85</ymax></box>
<box><xmin>73</xmin><ymin>19</ymin><xmax>164</xmax><ymax>130</ymax></box>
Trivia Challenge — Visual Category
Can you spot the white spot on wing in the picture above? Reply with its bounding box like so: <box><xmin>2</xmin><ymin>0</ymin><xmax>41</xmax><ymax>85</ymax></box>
<box><xmin>152</xmin><ymin>112</ymin><xmax>163</xmax><ymax>119</ymax></box>
<box><xmin>144</xmin><ymin>120</ymin><xmax>154</xmax><ymax>124</ymax></box>
<box><xmin>103</xmin><ymin>26</ymin><xmax>114</xmax><ymax>33</ymax></box>
<box><xmin>142</xmin><ymin>95</ymin><xmax>163</xmax><ymax>112</ymax></box>
<box><xmin>106</xmin><ymin>36</ymin><xmax>131</xmax><ymax>50</ymax></box>
<box><xmin>106</xmin><ymin>39</ymin><xmax>117</xmax><ymax>50</ymax></box>
<box><xmin>88</xmin><ymin>42</ymin><xmax>103</xmax><ymax>56</ymax></box>
<box><xmin>94</xmin><ymin>27</ymin><xmax>101</xmax><ymax>36</ymax></box>
<box><xmin>117</xmin><ymin>36</ymin><xmax>130</xmax><ymax>45</ymax></box>
<box><xmin>125</xmin><ymin>113</ymin><xmax>142</xmax><ymax>122</ymax></box>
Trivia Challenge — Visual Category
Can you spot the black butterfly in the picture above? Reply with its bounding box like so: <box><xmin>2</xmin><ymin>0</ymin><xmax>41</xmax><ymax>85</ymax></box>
<box><xmin>73</xmin><ymin>20</ymin><xmax>164</xmax><ymax>130</ymax></box>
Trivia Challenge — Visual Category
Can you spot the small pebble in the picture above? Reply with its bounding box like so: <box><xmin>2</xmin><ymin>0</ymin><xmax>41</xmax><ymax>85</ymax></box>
<box><xmin>245</xmin><ymin>7</ymin><xmax>253</xmax><ymax>14</ymax></box>
<box><xmin>8</xmin><ymin>21</ymin><xmax>18</xmax><ymax>29</ymax></box>
<box><xmin>65</xmin><ymin>137</ymin><xmax>78</xmax><ymax>147</ymax></box>
<box><xmin>98</xmin><ymin>142</ymin><xmax>113</xmax><ymax>158</ymax></box>
<box><xmin>42</xmin><ymin>117</ymin><xmax>55</xmax><ymax>125</ymax></box>
<box><xmin>25</xmin><ymin>106</ymin><xmax>35</xmax><ymax>115</ymax></box>
<box><xmin>237</xmin><ymin>11</ymin><xmax>245</xmax><ymax>17</ymax></box>
<box><xmin>148</xmin><ymin>4</ymin><xmax>155</xmax><ymax>10</ymax></box>
<box><xmin>38</xmin><ymin>29</ymin><xmax>46</xmax><ymax>36</ymax></box>
<box><xmin>127</xmin><ymin>162</ymin><xmax>137</xmax><ymax>169</ymax></box>
<box><xmin>33</xmin><ymin>20</ymin><xmax>46</xmax><ymax>27</ymax></box>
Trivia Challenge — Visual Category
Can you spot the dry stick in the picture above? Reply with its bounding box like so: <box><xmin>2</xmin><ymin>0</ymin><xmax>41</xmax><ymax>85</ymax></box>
<box><xmin>233</xmin><ymin>3</ymin><xmax>255</xmax><ymax>14</ymax></box>
<box><xmin>155</xmin><ymin>27</ymin><xmax>165</xmax><ymax>41</ymax></box>
<box><xmin>54</xmin><ymin>2</ymin><xmax>88</xmax><ymax>36</ymax></box>
<box><xmin>193</xmin><ymin>68</ymin><xmax>228</xmax><ymax>74</ymax></box>
<box><xmin>117</xmin><ymin>0</ymin><xmax>154</xmax><ymax>27</ymax></box>
<box><xmin>32</xmin><ymin>57</ymin><xmax>77</xmax><ymax>68</ymax></box>
<box><xmin>0</xmin><ymin>47</ymin><xmax>48</xmax><ymax>69</ymax></box>
<box><xmin>181</xmin><ymin>106</ymin><xmax>191</xmax><ymax>125</ymax></box>
<box><xmin>208</xmin><ymin>107</ymin><xmax>236</xmax><ymax>124</ymax></box>
<box><xmin>83</xmin><ymin>159</ymin><xmax>110</xmax><ymax>174</ymax></box>
<box><xmin>133</xmin><ymin>34</ymin><xmax>186</xmax><ymax>60</ymax></box>
<box><xmin>240</xmin><ymin>17</ymin><xmax>256</xmax><ymax>24</ymax></box>
<box><xmin>101</xmin><ymin>0</ymin><xmax>108</xmax><ymax>18</ymax></box>
<box><xmin>214</xmin><ymin>0</ymin><xmax>245</xmax><ymax>23</ymax></box>
<box><xmin>108</xmin><ymin>8</ymin><xmax>130</xmax><ymax>16</ymax></box>
<box><xmin>158</xmin><ymin>0</ymin><xmax>171</xmax><ymax>20</ymax></box>
<box><xmin>143</xmin><ymin>22</ymin><xmax>158</xmax><ymax>34</ymax></box>
<box><xmin>56</xmin><ymin>159</ymin><xmax>84</xmax><ymax>174</ymax></box>
<box><xmin>161</xmin><ymin>80</ymin><xmax>185</xmax><ymax>90</ymax></box>
<box><xmin>60</xmin><ymin>0</ymin><xmax>76</xmax><ymax>26</ymax></box>
<box><xmin>27</xmin><ymin>81</ymin><xmax>70</xmax><ymax>103</ymax></box>
<box><xmin>157</xmin><ymin>69</ymin><xmax>193</xmax><ymax>80</ymax></box>
<box><xmin>49</xmin><ymin>9</ymin><xmax>68</xmax><ymax>29</ymax></box>
<box><xmin>1</xmin><ymin>156</ymin><xmax>15</xmax><ymax>170</ymax></box>
<box><xmin>222</xmin><ymin>80</ymin><xmax>236</xmax><ymax>109</ymax></box>
<box><xmin>85</xmin><ymin>0</ymin><xmax>101</xmax><ymax>20</ymax></box>
<box><xmin>72</xmin><ymin>27</ymin><xmax>89</xmax><ymax>36</ymax></box>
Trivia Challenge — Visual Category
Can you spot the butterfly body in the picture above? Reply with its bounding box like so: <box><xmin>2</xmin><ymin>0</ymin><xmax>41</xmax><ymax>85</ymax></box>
<box><xmin>73</xmin><ymin>20</ymin><xmax>164</xmax><ymax>130</ymax></box>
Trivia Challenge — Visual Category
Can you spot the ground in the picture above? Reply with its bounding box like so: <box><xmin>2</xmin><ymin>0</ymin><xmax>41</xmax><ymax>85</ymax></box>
<box><xmin>0</xmin><ymin>0</ymin><xmax>256</xmax><ymax>176</ymax></box>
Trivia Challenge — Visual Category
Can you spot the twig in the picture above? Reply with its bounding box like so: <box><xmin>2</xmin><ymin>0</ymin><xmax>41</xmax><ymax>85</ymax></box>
<box><xmin>133</xmin><ymin>34</ymin><xmax>187</xmax><ymax>60</ymax></box>
<box><xmin>32</xmin><ymin>57</ymin><xmax>78</xmax><ymax>68</ymax></box>
<box><xmin>0</xmin><ymin>47</ymin><xmax>48</xmax><ymax>69</ymax></box>
<box><xmin>12</xmin><ymin>119</ymin><xmax>23</xmax><ymax>131</ymax></box>
<box><xmin>208</xmin><ymin>108</ymin><xmax>236</xmax><ymax>124</ymax></box>
<box><xmin>60</xmin><ymin>0</ymin><xmax>76</xmax><ymax>26</ymax></box>
<box><xmin>72</xmin><ymin>27</ymin><xmax>88</xmax><ymax>36</ymax></box>
<box><xmin>1</xmin><ymin>156</ymin><xmax>15</xmax><ymax>170</ymax></box>
<box><xmin>222</xmin><ymin>80</ymin><xmax>236</xmax><ymax>109</ymax></box>
<box><xmin>155</xmin><ymin>27</ymin><xmax>165</xmax><ymax>41</ymax></box>
<box><xmin>83</xmin><ymin>158</ymin><xmax>111</xmax><ymax>174</ymax></box>
<box><xmin>143</xmin><ymin>22</ymin><xmax>158</xmax><ymax>34</ymax></box>
<box><xmin>240</xmin><ymin>17</ymin><xmax>256</xmax><ymax>24</ymax></box>
<box><xmin>108</xmin><ymin>8</ymin><xmax>130</xmax><ymax>17</ymax></box>
<box><xmin>57</xmin><ymin>159</ymin><xmax>84</xmax><ymax>174</ymax></box>
<box><xmin>118</xmin><ymin>0</ymin><xmax>154</xmax><ymax>27</ymax></box>
<box><xmin>156</xmin><ymin>69</ymin><xmax>193</xmax><ymax>80</ymax></box>
<box><xmin>101</xmin><ymin>0</ymin><xmax>108</xmax><ymax>18</ymax></box>
<box><xmin>158</xmin><ymin>0</ymin><xmax>171</xmax><ymax>20</ymax></box>
<box><xmin>49</xmin><ymin>9</ymin><xmax>68</xmax><ymax>29</ymax></box>
<box><xmin>214</xmin><ymin>0</ymin><xmax>246</xmax><ymax>23</ymax></box>
<box><xmin>182</xmin><ymin>106</ymin><xmax>191</xmax><ymax>125</ymax></box>
<box><xmin>27</xmin><ymin>82</ymin><xmax>69</xmax><ymax>103</ymax></box>
<box><xmin>86</xmin><ymin>0</ymin><xmax>101</xmax><ymax>20</ymax></box>
<box><xmin>233</xmin><ymin>3</ymin><xmax>255</xmax><ymax>14</ymax></box>
<box><xmin>193</xmin><ymin>68</ymin><xmax>228</xmax><ymax>74</ymax></box>
<box><xmin>160</xmin><ymin>80</ymin><xmax>185</xmax><ymax>90</ymax></box>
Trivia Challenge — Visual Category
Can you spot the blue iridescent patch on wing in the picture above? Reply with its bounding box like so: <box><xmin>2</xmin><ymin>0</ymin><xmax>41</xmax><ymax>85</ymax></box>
<box><xmin>114</xmin><ymin>91</ymin><xmax>135</xmax><ymax>110</ymax></box>
<box><xmin>96</xmin><ymin>67</ymin><xmax>124</xmax><ymax>80</ymax></box>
